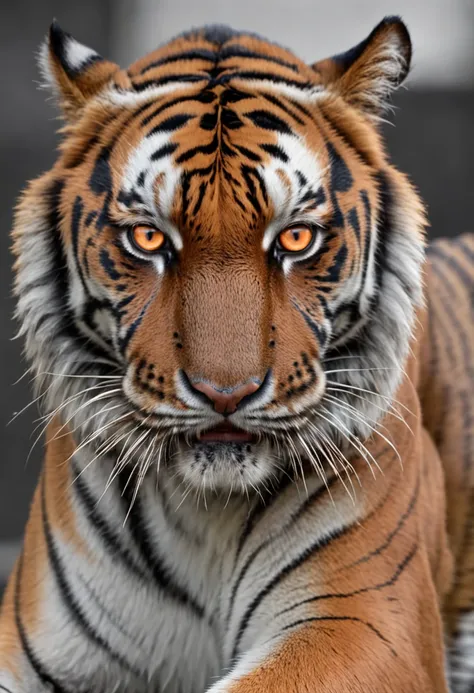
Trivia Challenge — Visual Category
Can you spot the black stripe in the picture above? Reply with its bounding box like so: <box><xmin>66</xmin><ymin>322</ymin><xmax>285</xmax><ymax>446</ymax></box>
<box><xmin>139</xmin><ymin>49</ymin><xmax>217</xmax><ymax>74</ymax></box>
<box><xmin>347</xmin><ymin>206</ymin><xmax>360</xmax><ymax>241</ymax></box>
<box><xmin>231</xmin><ymin>521</ymin><xmax>352</xmax><ymax>660</ymax></box>
<box><xmin>372</xmin><ymin>173</ymin><xmax>419</xmax><ymax>301</ymax></box>
<box><xmin>228</xmin><ymin>473</ymin><xmax>338</xmax><ymax>628</ymax></box>
<box><xmin>132</xmin><ymin>73</ymin><xmax>207</xmax><ymax>92</ymax></box>
<box><xmin>240</xmin><ymin>165</ymin><xmax>262</xmax><ymax>215</ymax></box>
<box><xmin>245</xmin><ymin>109</ymin><xmax>291</xmax><ymax>134</ymax></box>
<box><xmin>222</xmin><ymin>107</ymin><xmax>244</xmax><ymax>130</ymax></box>
<box><xmin>0</xmin><ymin>686</ymin><xmax>14</xmax><ymax>693</ymax></box>
<box><xmin>71</xmin><ymin>195</ymin><xmax>94</xmax><ymax>298</ymax></box>
<box><xmin>262</xmin><ymin>93</ymin><xmax>305</xmax><ymax>125</ymax></box>
<box><xmin>48</xmin><ymin>179</ymin><xmax>68</xmax><ymax>293</ymax></box>
<box><xmin>119</xmin><ymin>285</ymin><xmax>159</xmax><ymax>355</ymax></box>
<box><xmin>279</xmin><ymin>544</ymin><xmax>418</xmax><ymax>615</ymax></box>
<box><xmin>220</xmin><ymin>87</ymin><xmax>253</xmax><ymax>105</ymax></box>
<box><xmin>119</xmin><ymin>475</ymin><xmax>206</xmax><ymax>619</ymax></box>
<box><xmin>293</xmin><ymin>301</ymin><xmax>327</xmax><ymax>347</ymax></box>
<box><xmin>260</xmin><ymin>143</ymin><xmax>288</xmax><ymax>162</ymax></box>
<box><xmin>219</xmin><ymin>46</ymin><xmax>300</xmax><ymax>72</ymax></box>
<box><xmin>71</xmin><ymin>461</ymin><xmax>148</xmax><ymax>582</ymax></box>
<box><xmin>176</xmin><ymin>132</ymin><xmax>219</xmax><ymax>163</ymax></box>
<box><xmin>141</xmin><ymin>91</ymin><xmax>216</xmax><ymax>128</ymax></box>
<box><xmin>14</xmin><ymin>553</ymin><xmax>76</xmax><ymax>693</ymax></box>
<box><xmin>147</xmin><ymin>113</ymin><xmax>195</xmax><ymax>137</ymax></box>
<box><xmin>371</xmin><ymin>170</ymin><xmax>392</xmax><ymax>305</ymax></box>
<box><xmin>41</xmin><ymin>477</ymin><xmax>142</xmax><ymax>677</ymax></box>
<box><xmin>234</xmin><ymin>145</ymin><xmax>261</xmax><ymax>162</ymax></box>
<box><xmin>200</xmin><ymin>109</ymin><xmax>218</xmax><ymax>130</ymax></box>
<box><xmin>192</xmin><ymin>181</ymin><xmax>207</xmax><ymax>215</ymax></box>
<box><xmin>151</xmin><ymin>142</ymin><xmax>178</xmax><ymax>161</ymax></box>
<box><xmin>350</xmin><ymin>475</ymin><xmax>419</xmax><ymax>569</ymax></box>
<box><xmin>42</xmin><ymin>180</ymin><xmax>110</xmax><ymax>361</ymax></box>
<box><xmin>280</xmin><ymin>614</ymin><xmax>395</xmax><ymax>654</ymax></box>
<box><xmin>250</xmin><ymin>167</ymin><xmax>268</xmax><ymax>205</ymax></box>
<box><xmin>76</xmin><ymin>572</ymin><xmax>138</xmax><ymax>645</ymax></box>
<box><xmin>358</xmin><ymin>189</ymin><xmax>372</xmax><ymax>293</ymax></box>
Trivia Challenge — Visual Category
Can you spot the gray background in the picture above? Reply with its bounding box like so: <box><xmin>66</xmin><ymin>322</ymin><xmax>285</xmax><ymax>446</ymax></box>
<box><xmin>1</xmin><ymin>0</ymin><xmax>473</xmax><ymax>590</ymax></box>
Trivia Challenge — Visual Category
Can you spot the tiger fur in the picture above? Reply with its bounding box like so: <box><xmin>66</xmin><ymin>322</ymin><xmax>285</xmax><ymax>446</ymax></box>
<box><xmin>0</xmin><ymin>16</ymin><xmax>473</xmax><ymax>693</ymax></box>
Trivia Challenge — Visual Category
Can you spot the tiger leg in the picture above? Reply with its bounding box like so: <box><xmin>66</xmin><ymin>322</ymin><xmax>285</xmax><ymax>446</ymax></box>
<box><xmin>210</xmin><ymin>425</ymin><xmax>452</xmax><ymax>693</ymax></box>
<box><xmin>209</xmin><ymin>552</ymin><xmax>449</xmax><ymax>693</ymax></box>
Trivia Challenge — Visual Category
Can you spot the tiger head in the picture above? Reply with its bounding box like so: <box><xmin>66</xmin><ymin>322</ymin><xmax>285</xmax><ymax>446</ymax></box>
<box><xmin>13</xmin><ymin>18</ymin><xmax>425</xmax><ymax>495</ymax></box>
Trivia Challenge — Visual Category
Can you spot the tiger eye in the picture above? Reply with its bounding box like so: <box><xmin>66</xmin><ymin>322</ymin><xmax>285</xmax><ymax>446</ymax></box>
<box><xmin>131</xmin><ymin>225</ymin><xmax>165</xmax><ymax>253</ymax></box>
<box><xmin>278</xmin><ymin>226</ymin><xmax>313</xmax><ymax>253</ymax></box>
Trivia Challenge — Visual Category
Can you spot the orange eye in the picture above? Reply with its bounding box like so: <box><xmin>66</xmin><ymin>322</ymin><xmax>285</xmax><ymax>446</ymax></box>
<box><xmin>131</xmin><ymin>225</ymin><xmax>165</xmax><ymax>253</ymax></box>
<box><xmin>278</xmin><ymin>225</ymin><xmax>314</xmax><ymax>253</ymax></box>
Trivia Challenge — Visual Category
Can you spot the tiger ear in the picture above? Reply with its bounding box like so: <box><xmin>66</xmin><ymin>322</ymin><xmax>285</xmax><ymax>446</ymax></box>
<box><xmin>311</xmin><ymin>16</ymin><xmax>411</xmax><ymax>120</ymax></box>
<box><xmin>38</xmin><ymin>21</ymin><xmax>120</xmax><ymax>120</ymax></box>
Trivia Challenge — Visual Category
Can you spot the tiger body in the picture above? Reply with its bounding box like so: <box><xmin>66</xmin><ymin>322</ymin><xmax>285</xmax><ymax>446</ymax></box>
<box><xmin>0</xmin><ymin>17</ymin><xmax>473</xmax><ymax>693</ymax></box>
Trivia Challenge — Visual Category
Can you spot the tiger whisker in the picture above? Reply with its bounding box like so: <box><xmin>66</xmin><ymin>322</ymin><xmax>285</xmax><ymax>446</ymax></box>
<box><xmin>319</xmin><ymin>406</ymin><xmax>382</xmax><ymax>478</ymax></box>
<box><xmin>323</xmin><ymin>394</ymin><xmax>402</xmax><ymax>468</ymax></box>
<box><xmin>295</xmin><ymin>431</ymin><xmax>333</xmax><ymax>503</ymax></box>
<box><xmin>325</xmin><ymin>385</ymin><xmax>408</xmax><ymax>427</ymax></box>
<box><xmin>315</xmin><ymin>425</ymin><xmax>362</xmax><ymax>490</ymax></box>
<box><xmin>304</xmin><ymin>424</ymin><xmax>357</xmax><ymax>504</ymax></box>
<box><xmin>324</xmin><ymin>379</ymin><xmax>415</xmax><ymax>416</ymax></box>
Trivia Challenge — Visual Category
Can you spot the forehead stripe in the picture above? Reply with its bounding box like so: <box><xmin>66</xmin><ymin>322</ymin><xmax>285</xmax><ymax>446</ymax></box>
<box><xmin>246</xmin><ymin>110</ymin><xmax>292</xmax><ymax>134</ymax></box>
<box><xmin>141</xmin><ymin>90</ymin><xmax>216</xmax><ymax>127</ymax></box>
<box><xmin>150</xmin><ymin>142</ymin><xmax>178</xmax><ymax>162</ymax></box>
<box><xmin>218</xmin><ymin>46</ymin><xmax>301</xmax><ymax>72</ymax></box>
<box><xmin>147</xmin><ymin>113</ymin><xmax>195</xmax><ymax>137</ymax></box>
<box><xmin>176</xmin><ymin>133</ymin><xmax>219</xmax><ymax>164</ymax></box>
<box><xmin>132</xmin><ymin>73</ymin><xmax>207</xmax><ymax>93</ymax></box>
<box><xmin>260</xmin><ymin>143</ymin><xmax>289</xmax><ymax>163</ymax></box>
<box><xmin>217</xmin><ymin>71</ymin><xmax>313</xmax><ymax>90</ymax></box>
<box><xmin>139</xmin><ymin>49</ymin><xmax>218</xmax><ymax>75</ymax></box>
<box><xmin>262</xmin><ymin>93</ymin><xmax>306</xmax><ymax>125</ymax></box>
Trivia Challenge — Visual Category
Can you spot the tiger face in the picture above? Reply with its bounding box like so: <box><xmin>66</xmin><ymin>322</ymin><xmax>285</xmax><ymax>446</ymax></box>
<box><xmin>14</xmin><ymin>18</ymin><xmax>425</xmax><ymax>494</ymax></box>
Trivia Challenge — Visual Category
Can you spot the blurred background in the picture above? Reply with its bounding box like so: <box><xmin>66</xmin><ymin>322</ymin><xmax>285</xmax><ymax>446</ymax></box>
<box><xmin>1</xmin><ymin>0</ymin><xmax>473</xmax><ymax>593</ymax></box>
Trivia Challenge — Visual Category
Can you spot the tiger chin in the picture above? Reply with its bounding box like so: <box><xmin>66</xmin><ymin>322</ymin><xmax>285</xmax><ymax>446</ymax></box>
<box><xmin>1</xmin><ymin>14</ymin><xmax>473</xmax><ymax>693</ymax></box>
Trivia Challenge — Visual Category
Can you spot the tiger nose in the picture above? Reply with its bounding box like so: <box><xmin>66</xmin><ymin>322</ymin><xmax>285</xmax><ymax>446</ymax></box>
<box><xmin>190</xmin><ymin>378</ymin><xmax>262</xmax><ymax>415</ymax></box>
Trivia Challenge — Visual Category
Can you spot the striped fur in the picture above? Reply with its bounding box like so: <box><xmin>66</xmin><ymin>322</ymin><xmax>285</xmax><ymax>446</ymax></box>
<box><xmin>0</xmin><ymin>16</ymin><xmax>472</xmax><ymax>693</ymax></box>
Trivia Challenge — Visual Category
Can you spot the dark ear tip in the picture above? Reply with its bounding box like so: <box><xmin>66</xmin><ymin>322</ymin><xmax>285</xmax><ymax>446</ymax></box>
<box><xmin>48</xmin><ymin>19</ymin><xmax>72</xmax><ymax>50</ymax></box>
<box><xmin>49</xmin><ymin>19</ymin><xmax>62</xmax><ymax>41</ymax></box>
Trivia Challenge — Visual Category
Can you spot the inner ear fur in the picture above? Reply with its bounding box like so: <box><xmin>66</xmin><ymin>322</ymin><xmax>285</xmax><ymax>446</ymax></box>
<box><xmin>311</xmin><ymin>16</ymin><xmax>412</xmax><ymax>119</ymax></box>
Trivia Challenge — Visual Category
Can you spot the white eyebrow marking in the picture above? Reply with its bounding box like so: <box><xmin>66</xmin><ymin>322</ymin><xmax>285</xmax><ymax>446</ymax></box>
<box><xmin>121</xmin><ymin>128</ymin><xmax>184</xmax><ymax>251</ymax></box>
<box><xmin>261</xmin><ymin>132</ymin><xmax>328</xmax><ymax>252</ymax></box>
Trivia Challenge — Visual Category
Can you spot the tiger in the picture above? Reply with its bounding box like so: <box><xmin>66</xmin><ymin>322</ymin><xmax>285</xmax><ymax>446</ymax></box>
<box><xmin>0</xmin><ymin>13</ymin><xmax>473</xmax><ymax>693</ymax></box>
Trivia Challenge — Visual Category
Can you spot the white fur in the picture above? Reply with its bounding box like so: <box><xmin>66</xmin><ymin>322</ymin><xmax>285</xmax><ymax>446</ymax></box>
<box><xmin>63</xmin><ymin>37</ymin><xmax>99</xmax><ymax>72</ymax></box>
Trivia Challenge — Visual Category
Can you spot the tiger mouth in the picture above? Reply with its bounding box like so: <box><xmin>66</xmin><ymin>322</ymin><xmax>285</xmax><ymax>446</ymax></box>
<box><xmin>195</xmin><ymin>421</ymin><xmax>257</xmax><ymax>444</ymax></box>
